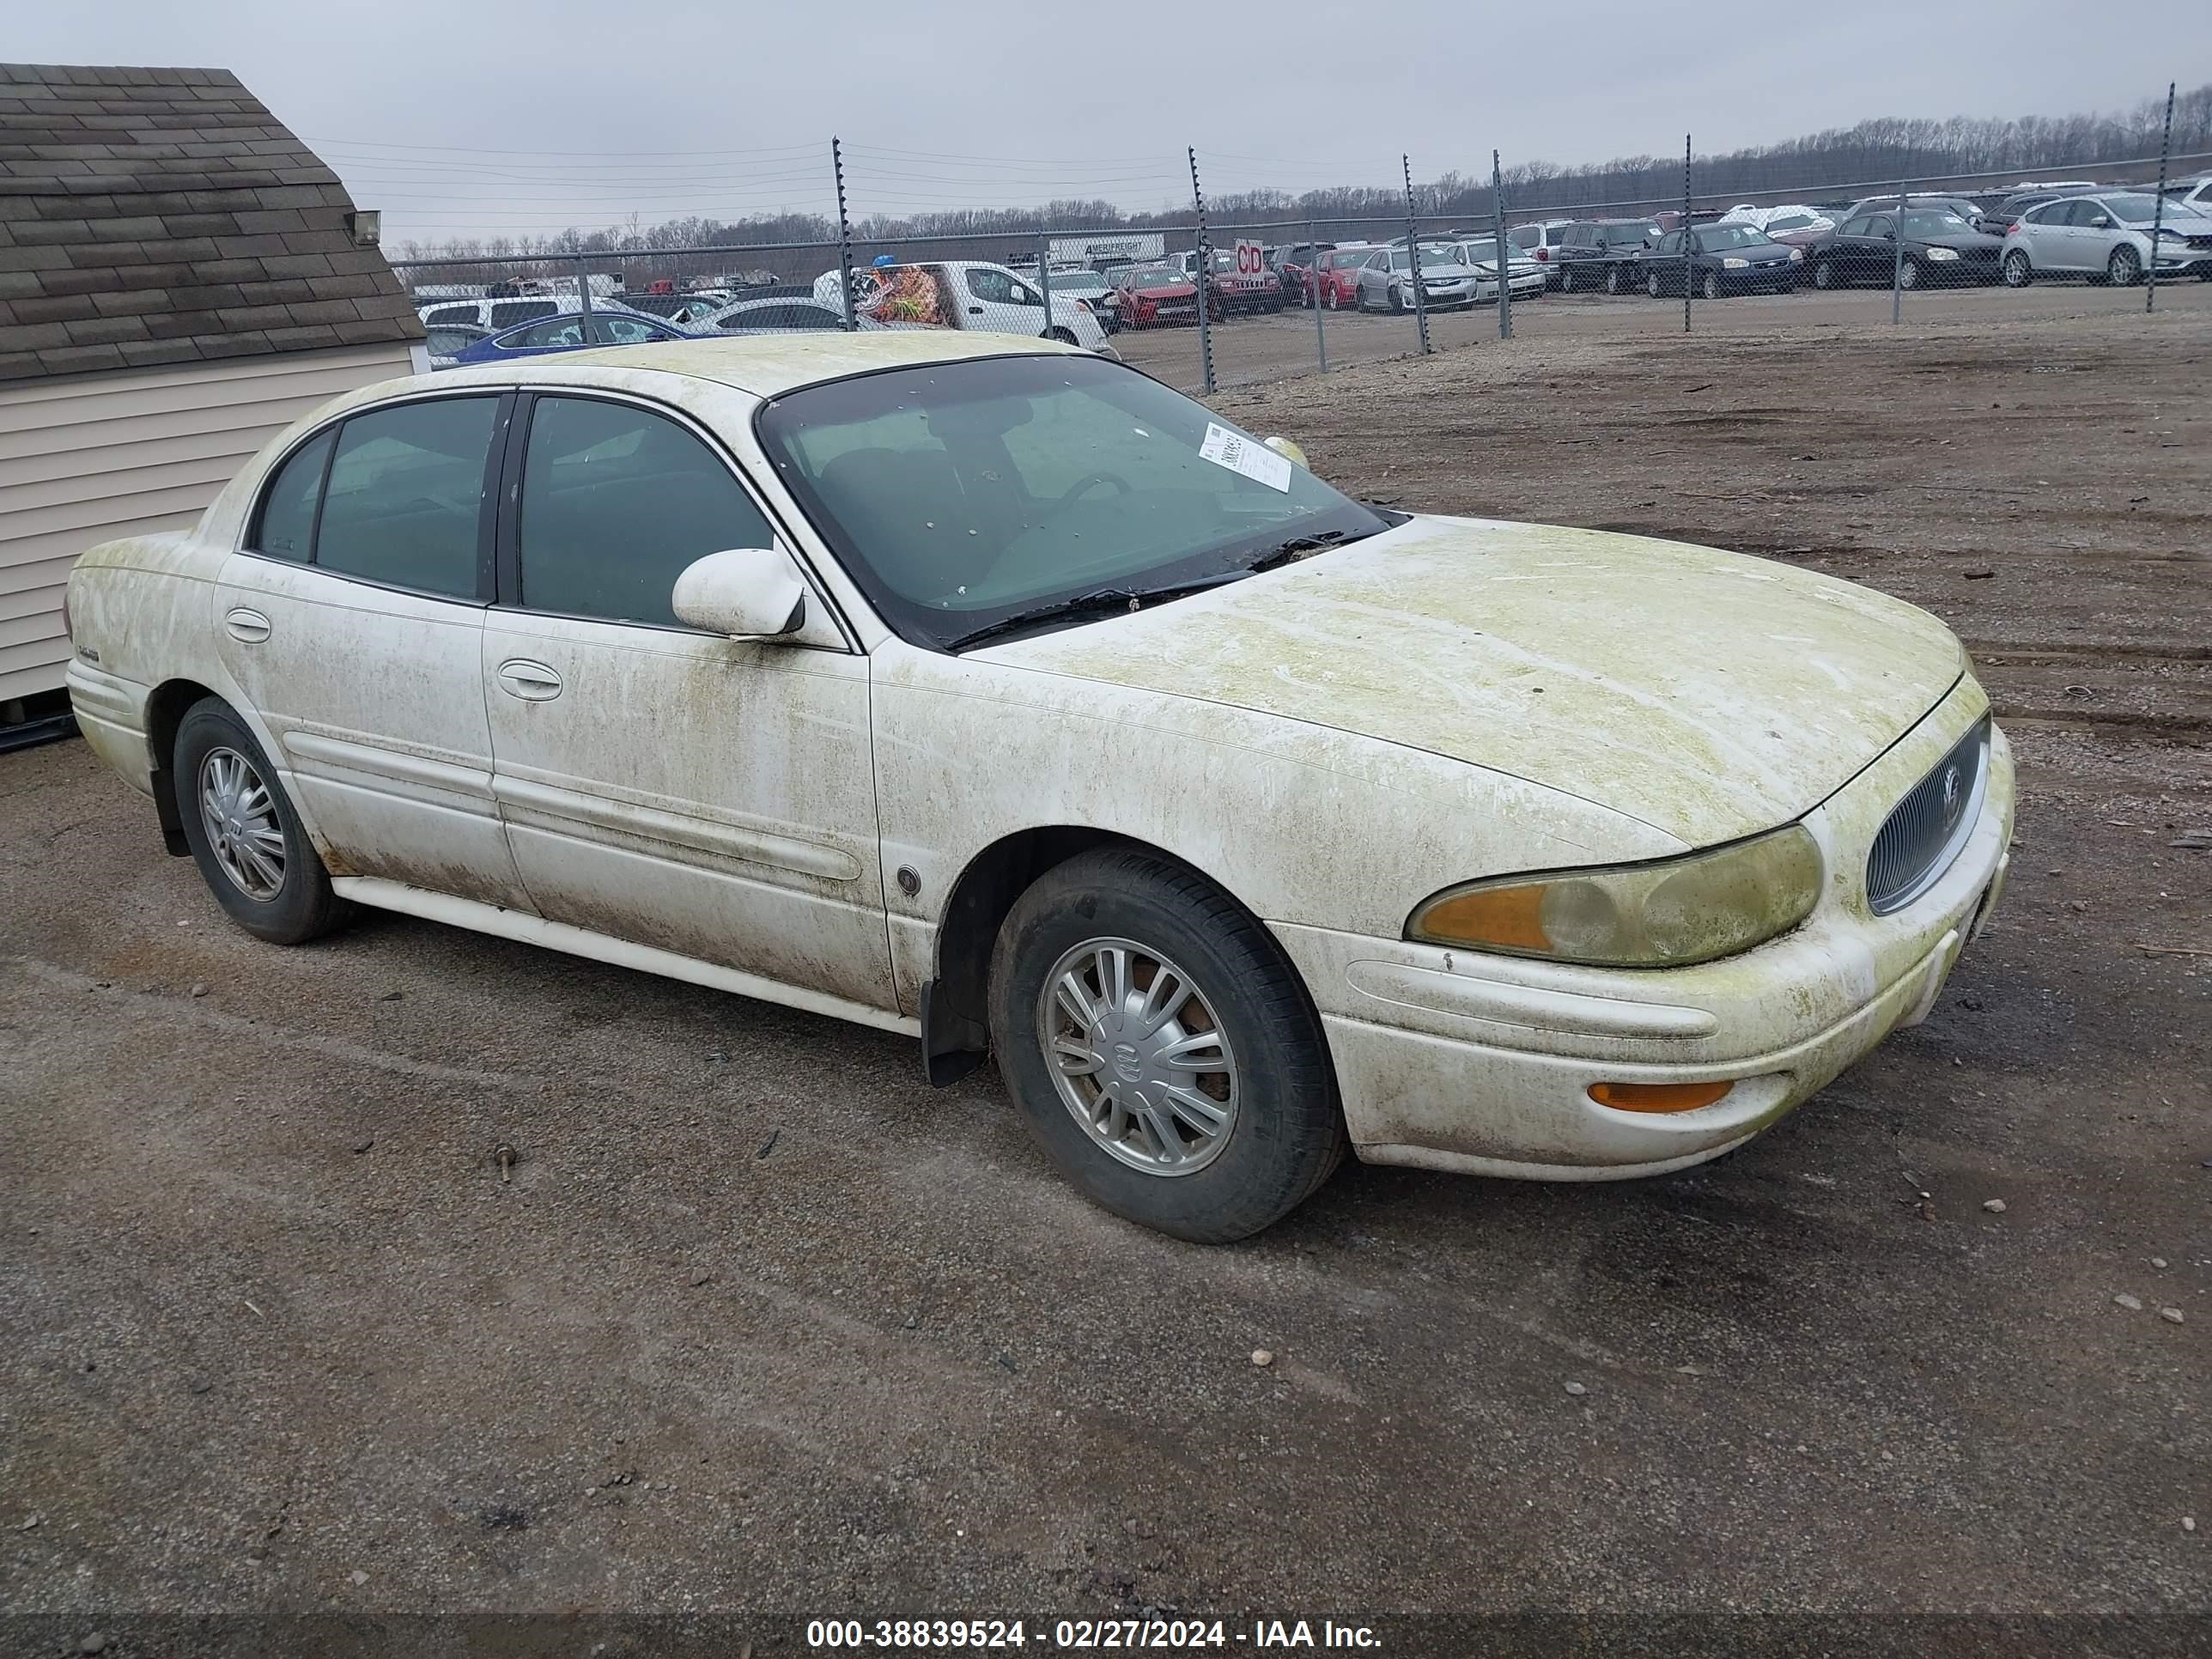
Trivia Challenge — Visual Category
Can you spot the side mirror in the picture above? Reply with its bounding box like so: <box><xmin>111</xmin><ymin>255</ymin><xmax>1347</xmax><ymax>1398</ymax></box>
<box><xmin>2090</xmin><ymin>215</ymin><xmax>2112</xmax><ymax>229</ymax></box>
<box><xmin>1262</xmin><ymin>435</ymin><xmax>1309</xmax><ymax>469</ymax></box>
<box><xmin>671</xmin><ymin>547</ymin><xmax>807</xmax><ymax>639</ymax></box>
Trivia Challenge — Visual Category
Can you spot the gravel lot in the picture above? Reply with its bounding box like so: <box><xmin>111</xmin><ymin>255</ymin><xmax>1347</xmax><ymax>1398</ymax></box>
<box><xmin>3</xmin><ymin>296</ymin><xmax>2208</xmax><ymax>1654</ymax></box>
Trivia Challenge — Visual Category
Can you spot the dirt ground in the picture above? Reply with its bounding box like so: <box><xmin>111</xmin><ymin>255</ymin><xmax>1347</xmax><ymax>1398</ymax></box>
<box><xmin>2</xmin><ymin>298</ymin><xmax>2209</xmax><ymax>1654</ymax></box>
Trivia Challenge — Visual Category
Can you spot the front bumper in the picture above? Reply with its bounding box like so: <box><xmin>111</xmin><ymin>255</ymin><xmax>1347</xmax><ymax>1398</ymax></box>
<box><xmin>1720</xmin><ymin>264</ymin><xmax>1800</xmax><ymax>292</ymax></box>
<box><xmin>1270</xmin><ymin>693</ymin><xmax>2014</xmax><ymax>1179</ymax></box>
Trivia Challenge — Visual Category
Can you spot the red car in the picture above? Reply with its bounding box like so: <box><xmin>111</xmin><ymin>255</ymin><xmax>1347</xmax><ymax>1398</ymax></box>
<box><xmin>1307</xmin><ymin>246</ymin><xmax>1374</xmax><ymax>309</ymax></box>
<box><xmin>1112</xmin><ymin>266</ymin><xmax>1218</xmax><ymax>328</ymax></box>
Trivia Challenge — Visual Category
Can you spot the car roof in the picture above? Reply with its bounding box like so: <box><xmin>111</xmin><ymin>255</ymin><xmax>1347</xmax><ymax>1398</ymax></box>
<box><xmin>404</xmin><ymin>330</ymin><xmax>1088</xmax><ymax>398</ymax></box>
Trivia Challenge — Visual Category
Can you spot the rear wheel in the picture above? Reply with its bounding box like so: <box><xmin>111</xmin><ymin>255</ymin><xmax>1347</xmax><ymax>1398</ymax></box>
<box><xmin>173</xmin><ymin>698</ymin><xmax>349</xmax><ymax>945</ymax></box>
<box><xmin>1645</xmin><ymin>268</ymin><xmax>1663</xmax><ymax>298</ymax></box>
<box><xmin>988</xmin><ymin>848</ymin><xmax>1346</xmax><ymax>1243</ymax></box>
<box><xmin>1045</xmin><ymin>327</ymin><xmax>1079</xmax><ymax>345</ymax></box>
<box><xmin>2108</xmin><ymin>245</ymin><xmax>2142</xmax><ymax>286</ymax></box>
<box><xmin>2002</xmin><ymin>249</ymin><xmax>2033</xmax><ymax>288</ymax></box>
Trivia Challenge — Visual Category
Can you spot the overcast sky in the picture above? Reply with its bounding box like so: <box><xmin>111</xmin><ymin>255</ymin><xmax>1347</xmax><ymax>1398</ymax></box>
<box><xmin>17</xmin><ymin>4</ymin><xmax>2206</xmax><ymax>245</ymax></box>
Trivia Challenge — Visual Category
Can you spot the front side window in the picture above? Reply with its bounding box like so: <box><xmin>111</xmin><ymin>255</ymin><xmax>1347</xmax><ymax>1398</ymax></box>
<box><xmin>757</xmin><ymin>354</ymin><xmax>1389</xmax><ymax>652</ymax></box>
<box><xmin>422</xmin><ymin>304</ymin><xmax>477</xmax><ymax>326</ymax></box>
<box><xmin>251</xmin><ymin>430</ymin><xmax>334</xmax><ymax>562</ymax></box>
<box><xmin>516</xmin><ymin>397</ymin><xmax>775</xmax><ymax>628</ymax></box>
<box><xmin>965</xmin><ymin>267</ymin><xmax>1018</xmax><ymax>304</ymax></box>
<box><xmin>315</xmin><ymin>398</ymin><xmax>498</xmax><ymax>599</ymax></box>
<box><xmin>590</xmin><ymin>314</ymin><xmax>668</xmax><ymax>344</ymax></box>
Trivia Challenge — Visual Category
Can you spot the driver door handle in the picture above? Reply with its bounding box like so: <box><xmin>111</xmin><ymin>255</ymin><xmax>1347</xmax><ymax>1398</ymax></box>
<box><xmin>495</xmin><ymin>658</ymin><xmax>563</xmax><ymax>701</ymax></box>
<box><xmin>967</xmin><ymin>306</ymin><xmax>984</xmax><ymax>315</ymax></box>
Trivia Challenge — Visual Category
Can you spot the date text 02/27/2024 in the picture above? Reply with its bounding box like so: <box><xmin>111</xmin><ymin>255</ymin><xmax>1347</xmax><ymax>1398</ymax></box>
<box><xmin>805</xmin><ymin>1620</ymin><xmax>1382</xmax><ymax>1649</ymax></box>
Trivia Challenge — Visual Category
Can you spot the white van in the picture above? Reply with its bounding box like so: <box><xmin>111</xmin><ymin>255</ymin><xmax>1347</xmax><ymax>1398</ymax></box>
<box><xmin>811</xmin><ymin>261</ymin><xmax>1109</xmax><ymax>352</ymax></box>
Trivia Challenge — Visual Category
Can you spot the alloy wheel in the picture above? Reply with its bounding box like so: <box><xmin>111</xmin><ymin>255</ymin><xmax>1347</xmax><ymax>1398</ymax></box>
<box><xmin>1036</xmin><ymin>937</ymin><xmax>1240</xmax><ymax>1176</ymax></box>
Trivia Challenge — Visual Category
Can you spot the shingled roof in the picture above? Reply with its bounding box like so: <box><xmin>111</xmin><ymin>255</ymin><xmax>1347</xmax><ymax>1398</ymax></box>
<box><xmin>0</xmin><ymin>63</ymin><xmax>422</xmax><ymax>385</ymax></box>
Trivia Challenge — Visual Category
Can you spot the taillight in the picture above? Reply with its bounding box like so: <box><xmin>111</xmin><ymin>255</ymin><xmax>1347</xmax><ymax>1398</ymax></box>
<box><xmin>60</xmin><ymin>587</ymin><xmax>72</xmax><ymax>641</ymax></box>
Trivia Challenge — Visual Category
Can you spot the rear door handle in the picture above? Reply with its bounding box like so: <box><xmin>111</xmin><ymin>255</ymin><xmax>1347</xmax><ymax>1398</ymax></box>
<box><xmin>223</xmin><ymin>606</ymin><xmax>271</xmax><ymax>643</ymax></box>
<box><xmin>495</xmin><ymin>658</ymin><xmax>563</xmax><ymax>701</ymax></box>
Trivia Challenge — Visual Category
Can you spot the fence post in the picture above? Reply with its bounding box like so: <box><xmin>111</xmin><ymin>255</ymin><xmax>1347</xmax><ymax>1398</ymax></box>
<box><xmin>1309</xmin><ymin>217</ymin><xmax>1328</xmax><ymax>373</ymax></box>
<box><xmin>1402</xmin><ymin>155</ymin><xmax>1431</xmax><ymax>355</ymax></box>
<box><xmin>1035</xmin><ymin>232</ymin><xmax>1054</xmax><ymax>338</ymax></box>
<box><xmin>2148</xmin><ymin>81</ymin><xmax>2176</xmax><ymax>314</ymax></box>
<box><xmin>1891</xmin><ymin>161</ymin><xmax>1910</xmax><ymax>323</ymax></box>
<box><xmin>831</xmin><ymin>137</ymin><xmax>857</xmax><ymax>332</ymax></box>
<box><xmin>1491</xmin><ymin>149</ymin><xmax>1512</xmax><ymax>341</ymax></box>
<box><xmin>1682</xmin><ymin>134</ymin><xmax>1692</xmax><ymax>334</ymax></box>
<box><xmin>575</xmin><ymin>253</ymin><xmax>592</xmax><ymax>318</ymax></box>
<box><xmin>1188</xmin><ymin>148</ymin><xmax>1217</xmax><ymax>395</ymax></box>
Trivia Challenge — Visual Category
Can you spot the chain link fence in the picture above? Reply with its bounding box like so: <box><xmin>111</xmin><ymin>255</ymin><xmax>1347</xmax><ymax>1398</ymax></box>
<box><xmin>388</xmin><ymin>112</ymin><xmax>2212</xmax><ymax>399</ymax></box>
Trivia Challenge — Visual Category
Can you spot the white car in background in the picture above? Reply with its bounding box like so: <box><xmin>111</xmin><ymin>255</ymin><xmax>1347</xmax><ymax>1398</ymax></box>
<box><xmin>2001</xmin><ymin>190</ymin><xmax>2212</xmax><ymax>286</ymax></box>
<box><xmin>811</xmin><ymin>260</ymin><xmax>1109</xmax><ymax>351</ymax></box>
<box><xmin>1718</xmin><ymin>204</ymin><xmax>1837</xmax><ymax>239</ymax></box>
<box><xmin>64</xmin><ymin>333</ymin><xmax>2012</xmax><ymax>1243</ymax></box>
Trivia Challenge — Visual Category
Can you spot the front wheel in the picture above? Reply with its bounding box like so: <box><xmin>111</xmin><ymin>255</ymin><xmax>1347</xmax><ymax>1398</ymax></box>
<box><xmin>2002</xmin><ymin>250</ymin><xmax>2033</xmax><ymax>288</ymax></box>
<box><xmin>2108</xmin><ymin>245</ymin><xmax>2142</xmax><ymax>286</ymax></box>
<box><xmin>173</xmin><ymin>698</ymin><xmax>349</xmax><ymax>945</ymax></box>
<box><xmin>1324</xmin><ymin>285</ymin><xmax>1340</xmax><ymax>310</ymax></box>
<box><xmin>1605</xmin><ymin>264</ymin><xmax>1626</xmax><ymax>295</ymax></box>
<box><xmin>989</xmin><ymin>848</ymin><xmax>1346</xmax><ymax>1243</ymax></box>
<box><xmin>1387</xmin><ymin>284</ymin><xmax>1405</xmax><ymax>313</ymax></box>
<box><xmin>1645</xmin><ymin>268</ymin><xmax>1663</xmax><ymax>298</ymax></box>
<box><xmin>1813</xmin><ymin>258</ymin><xmax>1838</xmax><ymax>289</ymax></box>
<box><xmin>1899</xmin><ymin>258</ymin><xmax>1921</xmax><ymax>290</ymax></box>
<box><xmin>1701</xmin><ymin>270</ymin><xmax>1722</xmax><ymax>301</ymax></box>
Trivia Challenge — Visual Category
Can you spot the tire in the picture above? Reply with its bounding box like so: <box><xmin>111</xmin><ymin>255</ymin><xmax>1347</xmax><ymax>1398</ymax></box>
<box><xmin>1387</xmin><ymin>284</ymin><xmax>1405</xmax><ymax>314</ymax></box>
<box><xmin>1813</xmin><ymin>258</ymin><xmax>1838</xmax><ymax>290</ymax></box>
<box><xmin>1559</xmin><ymin>265</ymin><xmax>1577</xmax><ymax>294</ymax></box>
<box><xmin>2002</xmin><ymin>250</ymin><xmax>2032</xmax><ymax>288</ymax></box>
<box><xmin>988</xmin><ymin>847</ymin><xmax>1346</xmax><ymax>1243</ymax></box>
<box><xmin>1045</xmin><ymin>327</ymin><xmax>1079</xmax><ymax>345</ymax></box>
<box><xmin>173</xmin><ymin>697</ymin><xmax>349</xmax><ymax>945</ymax></box>
<box><xmin>1899</xmin><ymin>258</ymin><xmax>1921</xmax><ymax>291</ymax></box>
<box><xmin>1701</xmin><ymin>270</ymin><xmax>1722</xmax><ymax>301</ymax></box>
<box><xmin>1645</xmin><ymin>269</ymin><xmax>1663</xmax><ymax>299</ymax></box>
<box><xmin>2107</xmin><ymin>245</ymin><xmax>2142</xmax><ymax>286</ymax></box>
<box><xmin>1324</xmin><ymin>285</ymin><xmax>1340</xmax><ymax>310</ymax></box>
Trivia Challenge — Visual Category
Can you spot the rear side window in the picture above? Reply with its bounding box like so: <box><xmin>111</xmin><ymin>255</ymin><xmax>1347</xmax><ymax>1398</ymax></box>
<box><xmin>421</xmin><ymin>304</ymin><xmax>477</xmax><ymax>326</ymax></box>
<box><xmin>515</xmin><ymin>397</ymin><xmax>775</xmax><ymax>628</ymax></box>
<box><xmin>315</xmin><ymin>398</ymin><xmax>499</xmax><ymax>599</ymax></box>
<box><xmin>251</xmin><ymin>430</ymin><xmax>333</xmax><ymax>562</ymax></box>
<box><xmin>1509</xmin><ymin>226</ymin><xmax>1538</xmax><ymax>248</ymax></box>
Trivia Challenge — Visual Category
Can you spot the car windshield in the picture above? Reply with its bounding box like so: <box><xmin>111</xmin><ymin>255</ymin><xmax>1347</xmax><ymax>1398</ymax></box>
<box><xmin>2097</xmin><ymin>193</ymin><xmax>2170</xmax><ymax>223</ymax></box>
<box><xmin>1129</xmin><ymin>270</ymin><xmax>1185</xmax><ymax>289</ymax></box>
<box><xmin>1697</xmin><ymin>224</ymin><xmax>1770</xmax><ymax>249</ymax></box>
<box><xmin>1053</xmin><ymin>273</ymin><xmax>1105</xmax><ymax>292</ymax></box>
<box><xmin>1903</xmin><ymin>210</ymin><xmax>1973</xmax><ymax>236</ymax></box>
<box><xmin>756</xmin><ymin>354</ymin><xmax>1388</xmax><ymax>652</ymax></box>
<box><xmin>1605</xmin><ymin>222</ymin><xmax>1659</xmax><ymax>245</ymax></box>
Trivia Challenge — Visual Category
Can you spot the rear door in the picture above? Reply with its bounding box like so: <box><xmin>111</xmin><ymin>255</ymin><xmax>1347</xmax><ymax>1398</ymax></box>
<box><xmin>213</xmin><ymin>393</ymin><xmax>532</xmax><ymax>908</ymax></box>
<box><xmin>478</xmin><ymin>391</ymin><xmax>895</xmax><ymax>1009</ymax></box>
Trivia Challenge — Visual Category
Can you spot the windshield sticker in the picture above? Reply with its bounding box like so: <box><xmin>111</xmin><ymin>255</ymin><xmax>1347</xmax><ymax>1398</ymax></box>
<box><xmin>1199</xmin><ymin>422</ymin><xmax>1292</xmax><ymax>492</ymax></box>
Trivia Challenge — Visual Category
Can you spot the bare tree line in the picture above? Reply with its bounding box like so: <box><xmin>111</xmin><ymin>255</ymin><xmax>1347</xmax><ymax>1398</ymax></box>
<box><xmin>395</xmin><ymin>82</ymin><xmax>2211</xmax><ymax>270</ymax></box>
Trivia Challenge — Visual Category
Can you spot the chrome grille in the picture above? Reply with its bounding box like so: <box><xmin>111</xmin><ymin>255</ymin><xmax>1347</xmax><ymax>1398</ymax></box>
<box><xmin>1866</xmin><ymin>718</ymin><xmax>1990</xmax><ymax>915</ymax></box>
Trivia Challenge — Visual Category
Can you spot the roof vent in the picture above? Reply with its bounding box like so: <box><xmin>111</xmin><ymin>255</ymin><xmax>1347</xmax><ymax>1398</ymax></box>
<box><xmin>345</xmin><ymin>210</ymin><xmax>381</xmax><ymax>247</ymax></box>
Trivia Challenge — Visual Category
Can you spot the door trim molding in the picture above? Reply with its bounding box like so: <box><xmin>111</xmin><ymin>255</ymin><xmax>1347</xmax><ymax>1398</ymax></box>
<box><xmin>333</xmin><ymin>876</ymin><xmax>917</xmax><ymax>1036</ymax></box>
<box><xmin>490</xmin><ymin>771</ymin><xmax>864</xmax><ymax>881</ymax></box>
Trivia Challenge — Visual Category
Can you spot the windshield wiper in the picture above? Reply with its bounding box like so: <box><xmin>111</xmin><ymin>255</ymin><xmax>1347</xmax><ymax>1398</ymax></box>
<box><xmin>945</xmin><ymin>572</ymin><xmax>1245</xmax><ymax>653</ymax></box>
<box><xmin>1245</xmin><ymin>527</ymin><xmax>1360</xmax><ymax>574</ymax></box>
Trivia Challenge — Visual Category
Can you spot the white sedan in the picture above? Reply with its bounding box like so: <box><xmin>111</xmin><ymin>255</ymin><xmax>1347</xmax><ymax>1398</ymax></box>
<box><xmin>64</xmin><ymin>332</ymin><xmax>2014</xmax><ymax>1242</ymax></box>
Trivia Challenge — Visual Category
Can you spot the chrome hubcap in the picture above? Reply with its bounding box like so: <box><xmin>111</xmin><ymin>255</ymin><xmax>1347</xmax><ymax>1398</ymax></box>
<box><xmin>1038</xmin><ymin>937</ymin><xmax>1238</xmax><ymax>1176</ymax></box>
<box><xmin>198</xmin><ymin>746</ymin><xmax>286</xmax><ymax>900</ymax></box>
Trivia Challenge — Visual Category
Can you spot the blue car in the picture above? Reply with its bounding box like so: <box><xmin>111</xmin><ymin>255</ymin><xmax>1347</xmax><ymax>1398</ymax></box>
<box><xmin>449</xmin><ymin>308</ymin><xmax>696</xmax><ymax>365</ymax></box>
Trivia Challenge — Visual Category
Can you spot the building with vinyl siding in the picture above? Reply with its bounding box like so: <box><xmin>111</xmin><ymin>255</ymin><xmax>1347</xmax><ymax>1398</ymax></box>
<box><xmin>0</xmin><ymin>62</ymin><xmax>423</xmax><ymax>729</ymax></box>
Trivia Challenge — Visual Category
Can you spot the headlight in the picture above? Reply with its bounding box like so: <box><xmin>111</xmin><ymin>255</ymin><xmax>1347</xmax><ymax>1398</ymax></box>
<box><xmin>1788</xmin><ymin>246</ymin><xmax>1805</xmax><ymax>260</ymax></box>
<box><xmin>1722</xmin><ymin>256</ymin><xmax>1749</xmax><ymax>270</ymax></box>
<box><xmin>1926</xmin><ymin>246</ymin><xmax>1960</xmax><ymax>261</ymax></box>
<box><xmin>1407</xmin><ymin>825</ymin><xmax>1825</xmax><ymax>968</ymax></box>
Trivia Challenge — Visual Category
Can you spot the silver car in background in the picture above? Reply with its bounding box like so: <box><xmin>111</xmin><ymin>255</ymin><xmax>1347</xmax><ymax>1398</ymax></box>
<box><xmin>1443</xmin><ymin>238</ymin><xmax>1548</xmax><ymax>303</ymax></box>
<box><xmin>2001</xmin><ymin>191</ymin><xmax>2212</xmax><ymax>287</ymax></box>
<box><xmin>1353</xmin><ymin>246</ymin><xmax>1485</xmax><ymax>313</ymax></box>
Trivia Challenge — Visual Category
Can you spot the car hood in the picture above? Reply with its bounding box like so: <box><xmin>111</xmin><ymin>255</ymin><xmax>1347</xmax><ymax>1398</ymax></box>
<box><xmin>976</xmin><ymin>517</ymin><xmax>1964</xmax><ymax>848</ymax></box>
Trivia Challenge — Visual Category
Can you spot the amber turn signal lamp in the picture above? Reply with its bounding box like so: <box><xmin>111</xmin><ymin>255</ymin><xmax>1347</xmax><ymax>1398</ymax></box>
<box><xmin>1587</xmin><ymin>1079</ymin><xmax>1735</xmax><ymax>1114</ymax></box>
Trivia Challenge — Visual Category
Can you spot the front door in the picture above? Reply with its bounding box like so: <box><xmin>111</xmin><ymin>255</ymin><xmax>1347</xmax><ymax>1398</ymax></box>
<box><xmin>959</xmin><ymin>264</ymin><xmax>1048</xmax><ymax>336</ymax></box>
<box><xmin>213</xmin><ymin>392</ymin><xmax>533</xmax><ymax>909</ymax></box>
<box><xmin>479</xmin><ymin>391</ymin><xmax>895</xmax><ymax>1011</ymax></box>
